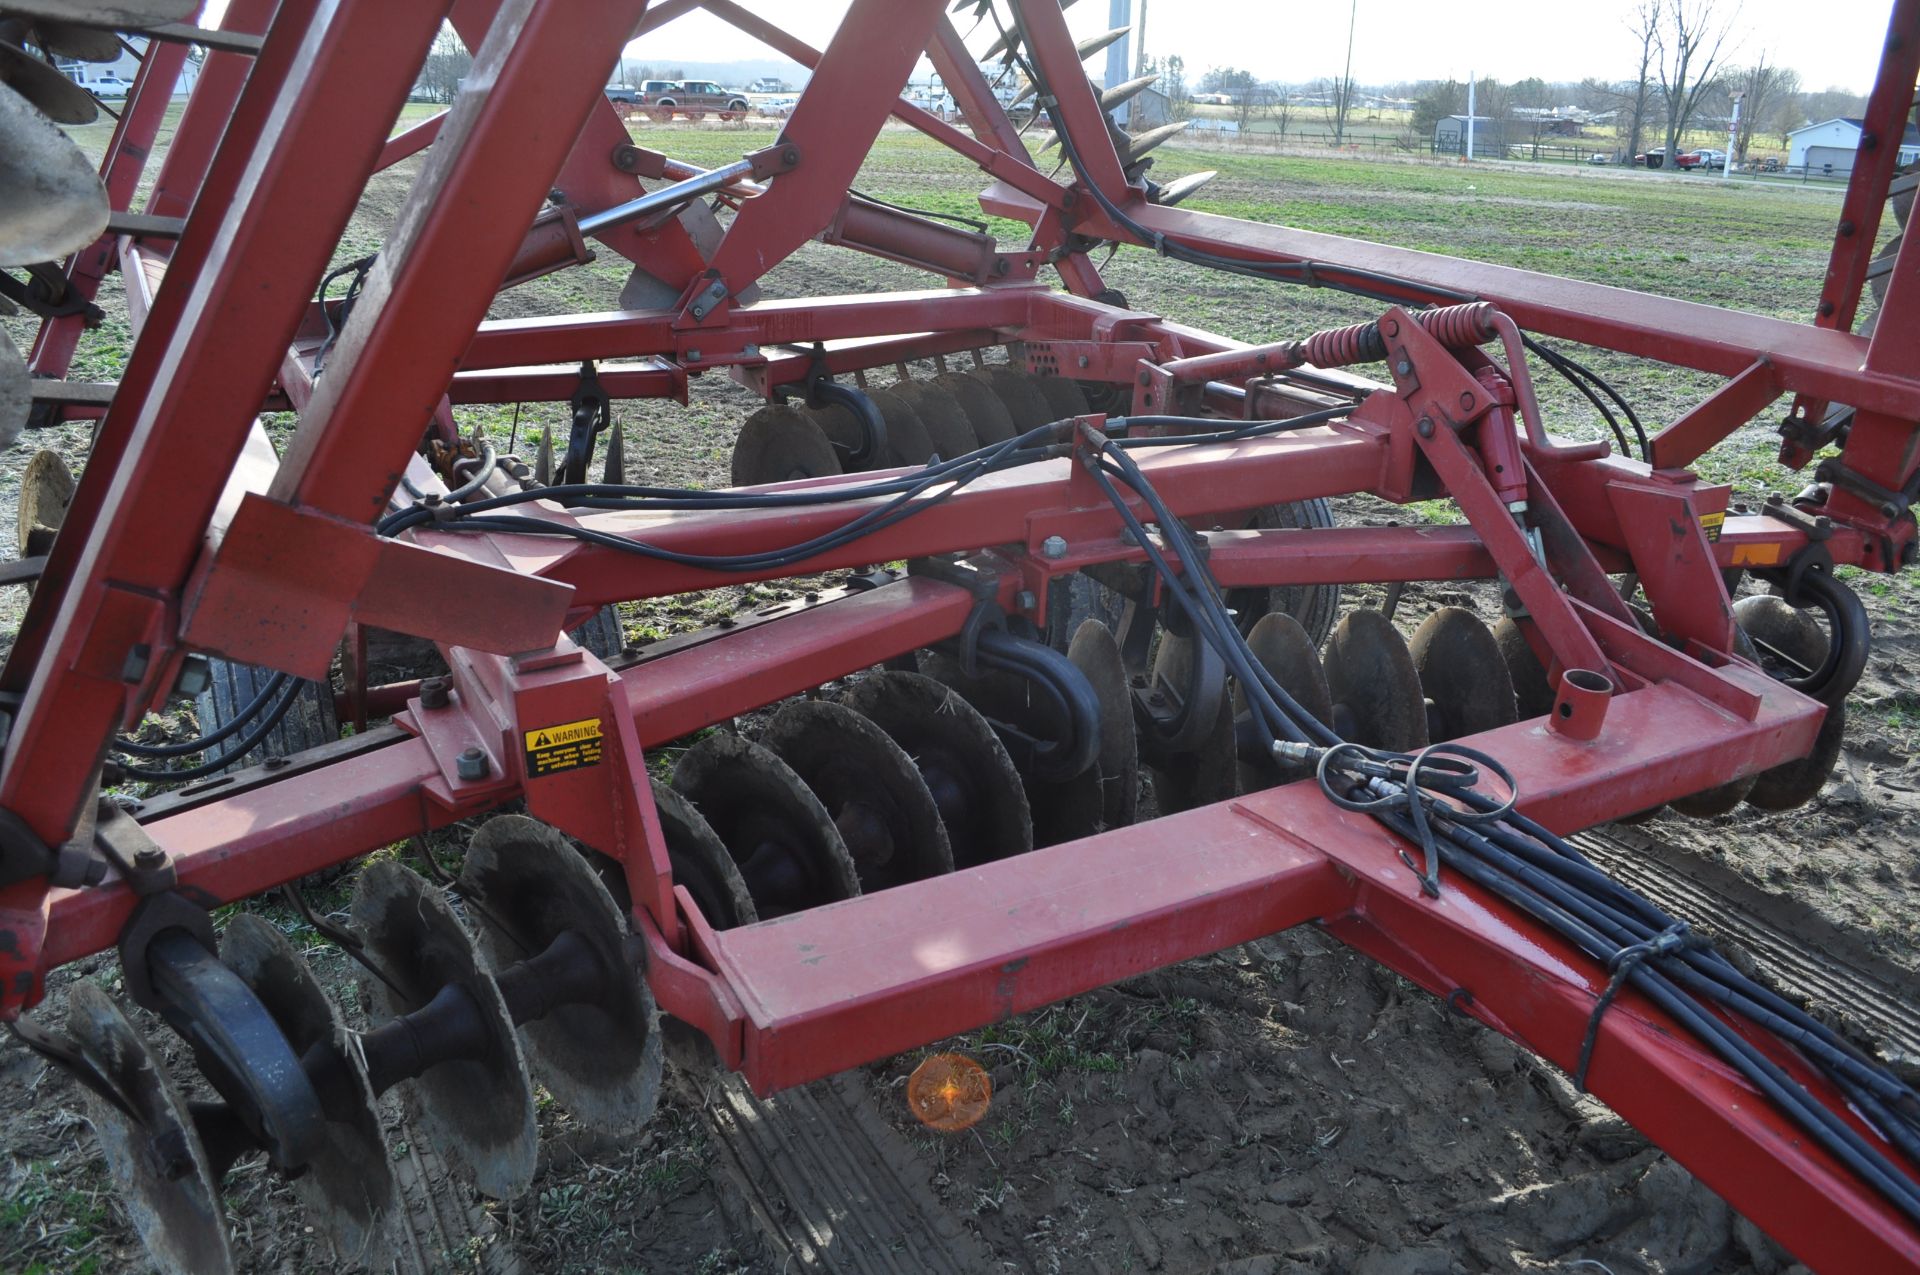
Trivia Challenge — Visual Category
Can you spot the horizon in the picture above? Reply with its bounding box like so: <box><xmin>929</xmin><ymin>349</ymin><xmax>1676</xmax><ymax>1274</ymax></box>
<box><xmin>622</xmin><ymin>0</ymin><xmax>1897</xmax><ymax>97</ymax></box>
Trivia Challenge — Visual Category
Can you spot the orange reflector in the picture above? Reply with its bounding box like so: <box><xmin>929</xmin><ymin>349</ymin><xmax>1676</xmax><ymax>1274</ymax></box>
<box><xmin>907</xmin><ymin>1052</ymin><xmax>991</xmax><ymax>1132</ymax></box>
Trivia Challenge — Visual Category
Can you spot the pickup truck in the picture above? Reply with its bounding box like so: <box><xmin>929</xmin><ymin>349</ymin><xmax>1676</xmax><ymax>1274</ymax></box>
<box><xmin>634</xmin><ymin>79</ymin><xmax>751</xmax><ymax>123</ymax></box>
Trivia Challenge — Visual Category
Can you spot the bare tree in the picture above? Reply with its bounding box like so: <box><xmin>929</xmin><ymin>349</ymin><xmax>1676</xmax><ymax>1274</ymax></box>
<box><xmin>1623</xmin><ymin>0</ymin><xmax>1660</xmax><ymax>161</ymax></box>
<box><xmin>1266</xmin><ymin>90</ymin><xmax>1295</xmax><ymax>143</ymax></box>
<box><xmin>1657</xmin><ymin>0</ymin><xmax>1739</xmax><ymax>161</ymax></box>
<box><xmin>1323</xmin><ymin>75</ymin><xmax>1358</xmax><ymax>145</ymax></box>
<box><xmin>415</xmin><ymin>24</ymin><xmax>470</xmax><ymax>104</ymax></box>
<box><xmin>1731</xmin><ymin>54</ymin><xmax>1801</xmax><ymax>160</ymax></box>
<box><xmin>1234</xmin><ymin>84</ymin><xmax>1271</xmax><ymax>134</ymax></box>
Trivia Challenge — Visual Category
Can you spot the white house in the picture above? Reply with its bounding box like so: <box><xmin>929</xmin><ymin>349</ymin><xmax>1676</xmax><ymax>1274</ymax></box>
<box><xmin>1787</xmin><ymin>117</ymin><xmax>1920</xmax><ymax>174</ymax></box>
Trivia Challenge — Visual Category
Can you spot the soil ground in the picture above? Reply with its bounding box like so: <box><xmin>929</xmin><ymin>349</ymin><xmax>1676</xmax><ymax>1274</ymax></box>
<box><xmin>2</xmin><ymin>109</ymin><xmax>1916</xmax><ymax>1275</ymax></box>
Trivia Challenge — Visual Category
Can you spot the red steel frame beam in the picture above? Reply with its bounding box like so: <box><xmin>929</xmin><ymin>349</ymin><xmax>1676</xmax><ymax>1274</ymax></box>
<box><xmin>0</xmin><ymin>0</ymin><xmax>453</xmax><ymax>846</ymax></box>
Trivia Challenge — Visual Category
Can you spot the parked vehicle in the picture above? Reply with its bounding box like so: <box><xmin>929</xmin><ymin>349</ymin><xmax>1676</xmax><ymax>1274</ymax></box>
<box><xmin>605</xmin><ymin>84</ymin><xmax>639</xmax><ymax>105</ymax></box>
<box><xmin>1677</xmin><ymin>149</ymin><xmax>1726</xmax><ymax>171</ymax></box>
<box><xmin>87</xmin><ymin>76</ymin><xmax>133</xmax><ymax>98</ymax></box>
<box><xmin>1633</xmin><ymin>146</ymin><xmax>1666</xmax><ymax>168</ymax></box>
<box><xmin>635</xmin><ymin>79</ymin><xmax>751</xmax><ymax>123</ymax></box>
<box><xmin>1588</xmin><ymin>152</ymin><xmax>1612</xmax><ymax>165</ymax></box>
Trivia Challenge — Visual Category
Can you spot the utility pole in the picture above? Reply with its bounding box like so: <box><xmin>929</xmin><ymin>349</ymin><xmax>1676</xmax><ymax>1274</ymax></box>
<box><xmin>1466</xmin><ymin>71</ymin><xmax>1476</xmax><ymax>161</ymax></box>
<box><xmin>1135</xmin><ymin>0</ymin><xmax>1149</xmax><ymax>77</ymax></box>
<box><xmin>1106</xmin><ymin>0</ymin><xmax>1133</xmax><ymax>126</ymax></box>
<box><xmin>1725</xmin><ymin>91</ymin><xmax>1742</xmax><ymax>177</ymax></box>
<box><xmin>1337</xmin><ymin>0</ymin><xmax>1357</xmax><ymax>145</ymax></box>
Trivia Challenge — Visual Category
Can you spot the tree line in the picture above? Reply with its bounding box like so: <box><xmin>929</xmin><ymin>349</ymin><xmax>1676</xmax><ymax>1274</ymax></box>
<box><xmin>1143</xmin><ymin>0</ymin><xmax>1866</xmax><ymax>162</ymax></box>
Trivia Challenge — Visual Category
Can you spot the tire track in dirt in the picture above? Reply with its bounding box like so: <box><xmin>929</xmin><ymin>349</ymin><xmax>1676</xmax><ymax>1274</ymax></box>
<box><xmin>676</xmin><ymin>1065</ymin><xmax>991</xmax><ymax>1274</ymax></box>
<box><xmin>1578</xmin><ymin>824</ymin><xmax>1920</xmax><ymax>1067</ymax></box>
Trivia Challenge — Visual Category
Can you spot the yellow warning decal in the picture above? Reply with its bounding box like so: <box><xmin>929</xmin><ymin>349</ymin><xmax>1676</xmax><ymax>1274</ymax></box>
<box><xmin>1699</xmin><ymin>510</ymin><xmax>1725</xmax><ymax>542</ymax></box>
<box><xmin>523</xmin><ymin>717</ymin><xmax>602</xmax><ymax>777</ymax></box>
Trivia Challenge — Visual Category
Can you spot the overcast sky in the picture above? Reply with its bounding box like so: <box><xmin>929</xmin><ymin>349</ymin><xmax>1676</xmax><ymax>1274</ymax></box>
<box><xmin>624</xmin><ymin>0</ymin><xmax>1896</xmax><ymax>93</ymax></box>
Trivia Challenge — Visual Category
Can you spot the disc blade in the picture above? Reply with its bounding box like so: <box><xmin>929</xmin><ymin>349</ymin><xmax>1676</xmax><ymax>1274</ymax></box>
<box><xmin>1408</xmin><ymin>606</ymin><xmax>1517</xmax><ymax>741</ymax></box>
<box><xmin>1</xmin><ymin>329</ymin><xmax>29</xmax><ymax>453</ymax></box>
<box><xmin>1067</xmin><ymin>618</ymin><xmax>1139</xmax><ymax>828</ymax></box>
<box><xmin>1324</xmin><ymin>609</ymin><xmax>1429</xmax><ymax>751</ymax></box>
<box><xmin>1147</xmin><ymin>630</ymin><xmax>1238</xmax><ymax>813</ymax></box>
<box><xmin>839</xmin><ymin>669</ymin><xmax>1033</xmax><ymax>867</ymax></box>
<box><xmin>461</xmin><ymin>815</ymin><xmax>665</xmax><ymax>1134</ymax></box>
<box><xmin>1735</xmin><ymin>595</ymin><xmax>1846</xmax><ymax>811</ymax></box>
<box><xmin>1491</xmin><ymin>616</ymin><xmax>1556</xmax><ymax>720</ymax></box>
<box><xmin>887</xmin><ymin>380</ymin><xmax>978</xmax><ymax>460</ymax></box>
<box><xmin>68</xmin><ymin>982</ymin><xmax>235</xmax><ymax>1275</ymax></box>
<box><xmin>5</xmin><ymin>0</ymin><xmax>197</xmax><ymax>22</ymax></box>
<box><xmin>932</xmin><ymin>369</ymin><xmax>1016</xmax><ymax>445</ymax></box>
<box><xmin>0</xmin><ymin>79</ymin><xmax>108</xmax><ymax>264</ymax></box>
<box><xmin>730</xmin><ymin>402</ymin><xmax>841</xmax><ymax>487</ymax></box>
<box><xmin>673</xmin><ymin>732</ymin><xmax>862</xmax><ymax>918</ymax></box>
<box><xmin>650</xmin><ymin>779</ymin><xmax>758</xmax><ymax>929</ymax></box>
<box><xmin>220</xmin><ymin>916</ymin><xmax>400</xmax><ymax>1267</ymax></box>
<box><xmin>0</xmin><ymin>41</ymin><xmax>99</xmax><ymax>123</ymax></box>
<box><xmin>33</xmin><ymin>20</ymin><xmax>123</xmax><ymax>61</ymax></box>
<box><xmin>17</xmin><ymin>447</ymin><xmax>74</xmax><ymax>561</ymax></box>
<box><xmin>867</xmin><ymin>386</ymin><xmax>937</xmax><ymax>467</ymax></box>
<box><xmin>1029</xmin><ymin>372</ymin><xmax>1086</xmax><ymax>422</ymax></box>
<box><xmin>761</xmin><ymin>699</ymin><xmax>955</xmax><ymax>890</ymax></box>
<box><xmin>1237</xmin><ymin>611</ymin><xmax>1330</xmax><ymax>789</ymax></box>
<box><xmin>918</xmin><ymin>650</ymin><xmax>1105</xmax><ymax>847</ymax></box>
<box><xmin>351</xmin><ymin>862</ymin><xmax>538</xmax><ymax>1199</ymax></box>
<box><xmin>968</xmin><ymin>364</ymin><xmax>1052</xmax><ymax>429</ymax></box>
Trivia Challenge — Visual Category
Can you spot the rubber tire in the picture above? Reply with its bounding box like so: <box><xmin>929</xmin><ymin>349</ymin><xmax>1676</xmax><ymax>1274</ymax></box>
<box><xmin>1222</xmin><ymin>500</ymin><xmax>1343</xmax><ymax>647</ymax></box>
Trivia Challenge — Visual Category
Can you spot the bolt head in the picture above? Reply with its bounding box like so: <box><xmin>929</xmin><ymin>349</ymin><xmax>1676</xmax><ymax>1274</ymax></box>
<box><xmin>1041</xmin><ymin>534</ymin><xmax>1069</xmax><ymax>560</ymax></box>
<box><xmin>1394</xmin><ymin>360</ymin><xmax>1413</xmax><ymax>376</ymax></box>
<box><xmin>420</xmin><ymin>677</ymin><xmax>452</xmax><ymax>709</ymax></box>
<box><xmin>455</xmin><ymin>746</ymin><xmax>490</xmax><ymax>782</ymax></box>
<box><xmin>1417</xmin><ymin>417</ymin><xmax>1435</xmax><ymax>437</ymax></box>
<box><xmin>1015</xmin><ymin>590</ymin><xmax>1038</xmax><ymax>612</ymax></box>
<box><xmin>133</xmin><ymin>846</ymin><xmax>166</xmax><ymax>868</ymax></box>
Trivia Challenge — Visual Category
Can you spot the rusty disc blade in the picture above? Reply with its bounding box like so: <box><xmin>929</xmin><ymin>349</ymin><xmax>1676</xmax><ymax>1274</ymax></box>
<box><xmin>0</xmin><ymin>40</ymin><xmax>99</xmax><ymax>123</ymax></box>
<box><xmin>731</xmin><ymin>402</ymin><xmax>841</xmax><ymax>487</ymax></box>
<box><xmin>1</xmin><ymin>329</ymin><xmax>30</xmax><ymax>453</ymax></box>
<box><xmin>4</xmin><ymin>0</ymin><xmax>197</xmax><ymax>21</ymax></box>
<box><xmin>651</xmin><ymin>779</ymin><xmax>758</xmax><ymax>929</ymax></box>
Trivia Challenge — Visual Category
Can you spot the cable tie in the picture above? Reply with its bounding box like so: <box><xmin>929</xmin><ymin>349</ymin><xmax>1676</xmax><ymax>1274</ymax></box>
<box><xmin>1574</xmin><ymin>920</ymin><xmax>1690</xmax><ymax>1092</ymax></box>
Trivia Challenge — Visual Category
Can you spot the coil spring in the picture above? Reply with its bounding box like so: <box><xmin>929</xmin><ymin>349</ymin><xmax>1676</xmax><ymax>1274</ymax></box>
<box><xmin>1300</xmin><ymin>301</ymin><xmax>1500</xmax><ymax>369</ymax></box>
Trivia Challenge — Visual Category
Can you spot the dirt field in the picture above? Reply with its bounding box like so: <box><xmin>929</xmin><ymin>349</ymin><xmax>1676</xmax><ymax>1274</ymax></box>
<box><xmin>2</xmin><ymin>116</ymin><xmax>1915</xmax><ymax>1275</ymax></box>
